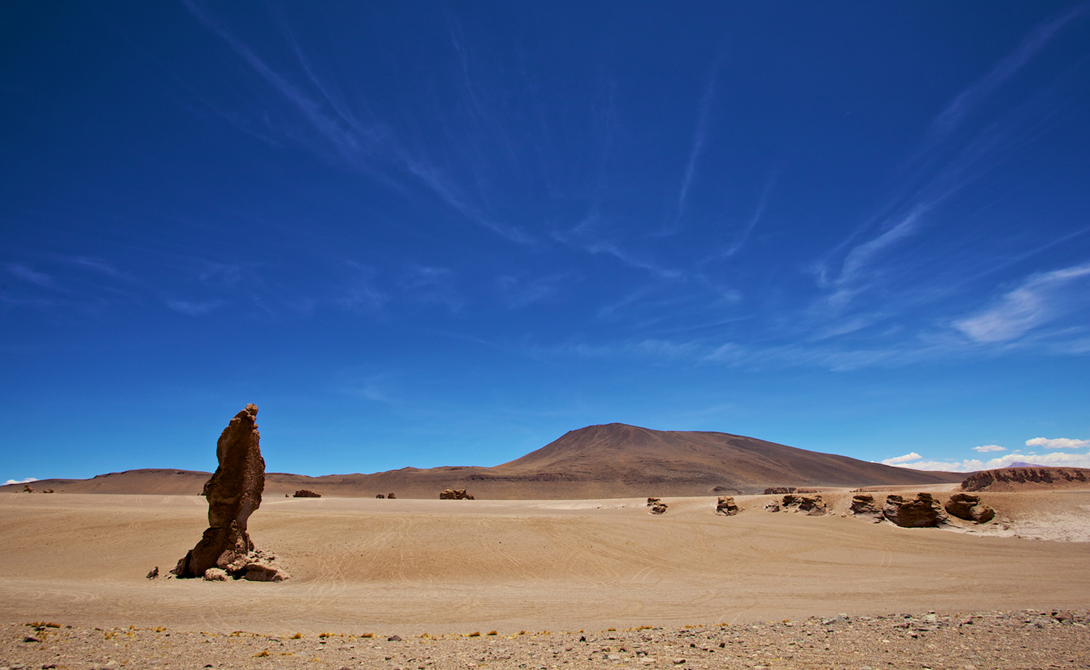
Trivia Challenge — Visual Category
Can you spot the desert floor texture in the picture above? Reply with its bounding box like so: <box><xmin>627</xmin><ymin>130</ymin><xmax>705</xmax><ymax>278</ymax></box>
<box><xmin>2</xmin><ymin>489</ymin><xmax>1089</xmax><ymax>668</ymax></box>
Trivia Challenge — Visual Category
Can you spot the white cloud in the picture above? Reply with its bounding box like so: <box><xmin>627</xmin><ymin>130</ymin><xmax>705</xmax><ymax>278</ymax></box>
<box><xmin>1026</xmin><ymin>437</ymin><xmax>1089</xmax><ymax>449</ymax></box>
<box><xmin>973</xmin><ymin>444</ymin><xmax>1006</xmax><ymax>453</ymax></box>
<box><xmin>4</xmin><ymin>477</ymin><xmax>38</xmax><ymax>486</ymax></box>
<box><xmin>893</xmin><ymin>450</ymin><xmax>1090</xmax><ymax>473</ymax></box>
<box><xmin>881</xmin><ymin>452</ymin><xmax>922</xmax><ymax>465</ymax></box>
<box><xmin>954</xmin><ymin>261</ymin><xmax>1090</xmax><ymax>343</ymax></box>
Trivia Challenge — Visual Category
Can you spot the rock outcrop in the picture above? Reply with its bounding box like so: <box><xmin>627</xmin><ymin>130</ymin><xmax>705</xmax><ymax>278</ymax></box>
<box><xmin>883</xmin><ymin>493</ymin><xmax>947</xmax><ymax>527</ymax></box>
<box><xmin>768</xmin><ymin>494</ymin><xmax>827</xmax><ymax>516</ymax></box>
<box><xmin>292</xmin><ymin>489</ymin><xmax>321</xmax><ymax>498</ymax></box>
<box><xmin>849</xmin><ymin>493</ymin><xmax>883</xmax><ymax>522</ymax></box>
<box><xmin>961</xmin><ymin>467</ymin><xmax>1090</xmax><ymax>492</ymax></box>
<box><xmin>387</xmin><ymin>492</ymin><xmax>396</xmax><ymax>499</ymax></box>
<box><xmin>375</xmin><ymin>494</ymin><xmax>385</xmax><ymax>499</ymax></box>
<box><xmin>715</xmin><ymin>496</ymin><xmax>740</xmax><ymax>516</ymax></box>
<box><xmin>650</xmin><ymin>502</ymin><xmax>669</xmax><ymax>514</ymax></box>
<box><xmin>945</xmin><ymin>493</ymin><xmax>995</xmax><ymax>523</ymax></box>
<box><xmin>440</xmin><ymin>489</ymin><xmax>474</xmax><ymax>500</ymax></box>
<box><xmin>23</xmin><ymin>484</ymin><xmax>33</xmax><ymax>493</ymax></box>
<box><xmin>646</xmin><ymin>497</ymin><xmax>661</xmax><ymax>507</ymax></box>
<box><xmin>171</xmin><ymin>405</ymin><xmax>287</xmax><ymax>582</ymax></box>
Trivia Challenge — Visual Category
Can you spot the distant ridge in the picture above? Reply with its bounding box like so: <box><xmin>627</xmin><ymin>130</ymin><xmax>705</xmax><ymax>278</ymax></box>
<box><xmin>1</xmin><ymin>423</ymin><xmax>963</xmax><ymax>499</ymax></box>
<box><xmin>961</xmin><ymin>466</ymin><xmax>1090</xmax><ymax>492</ymax></box>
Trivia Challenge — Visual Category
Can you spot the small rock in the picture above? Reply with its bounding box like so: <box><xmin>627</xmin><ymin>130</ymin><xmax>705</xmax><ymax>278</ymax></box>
<box><xmin>203</xmin><ymin>568</ymin><xmax>228</xmax><ymax>581</ymax></box>
<box><xmin>22</xmin><ymin>636</ymin><xmax>39</xmax><ymax>643</ymax></box>
<box><xmin>146</xmin><ymin>566</ymin><xmax>159</xmax><ymax>580</ymax></box>
<box><xmin>387</xmin><ymin>635</ymin><xmax>403</xmax><ymax>642</ymax></box>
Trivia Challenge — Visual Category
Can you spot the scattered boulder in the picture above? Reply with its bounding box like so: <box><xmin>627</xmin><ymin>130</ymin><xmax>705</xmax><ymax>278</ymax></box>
<box><xmin>764</xmin><ymin>500</ymin><xmax>781</xmax><ymax>512</ymax></box>
<box><xmin>650</xmin><ymin>502</ymin><xmax>669</xmax><ymax>515</ymax></box>
<box><xmin>387</xmin><ymin>492</ymin><xmax>396</xmax><ymax>499</ymax></box>
<box><xmin>849</xmin><ymin>494</ymin><xmax>883</xmax><ymax>523</ymax></box>
<box><xmin>293</xmin><ymin>490</ymin><xmax>321</xmax><ymax>498</ymax></box>
<box><xmin>23</xmin><ymin>484</ymin><xmax>33</xmax><ymax>493</ymax></box>
<box><xmin>375</xmin><ymin>494</ymin><xmax>385</xmax><ymax>499</ymax></box>
<box><xmin>440</xmin><ymin>489</ymin><xmax>474</xmax><ymax>500</ymax></box>
<box><xmin>646</xmin><ymin>497</ymin><xmax>662</xmax><ymax>507</ymax></box>
<box><xmin>945</xmin><ymin>493</ymin><xmax>995</xmax><ymax>524</ymax></box>
<box><xmin>883</xmin><ymin>493</ymin><xmax>948</xmax><ymax>527</ymax></box>
<box><xmin>715</xmin><ymin>496</ymin><xmax>740</xmax><ymax>516</ymax></box>
<box><xmin>171</xmin><ymin>404</ymin><xmax>288</xmax><ymax>582</ymax></box>
<box><xmin>42</xmin><ymin>488</ymin><xmax>54</xmax><ymax>494</ymax></box>
<box><xmin>146</xmin><ymin>566</ymin><xmax>159</xmax><ymax>580</ymax></box>
<box><xmin>203</xmin><ymin>568</ymin><xmax>228</xmax><ymax>582</ymax></box>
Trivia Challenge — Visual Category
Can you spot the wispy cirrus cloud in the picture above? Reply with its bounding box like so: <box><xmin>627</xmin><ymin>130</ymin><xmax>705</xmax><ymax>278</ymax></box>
<box><xmin>676</xmin><ymin>68</ymin><xmax>718</xmax><ymax>222</ymax></box>
<box><xmin>7</xmin><ymin>264</ymin><xmax>58</xmax><ymax>289</ymax></box>
<box><xmin>929</xmin><ymin>5</ymin><xmax>1086</xmax><ymax>138</ymax></box>
<box><xmin>166</xmin><ymin>299</ymin><xmax>224</xmax><ymax>316</ymax></box>
<box><xmin>954</xmin><ymin>261</ymin><xmax>1090</xmax><ymax>343</ymax></box>
<box><xmin>181</xmin><ymin>1</ymin><xmax>533</xmax><ymax>246</ymax></box>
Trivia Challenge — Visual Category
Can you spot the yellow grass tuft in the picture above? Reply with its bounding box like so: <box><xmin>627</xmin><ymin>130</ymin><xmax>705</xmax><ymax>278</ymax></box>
<box><xmin>252</xmin><ymin>650</ymin><xmax>269</xmax><ymax>658</ymax></box>
<box><xmin>487</xmin><ymin>630</ymin><xmax>498</xmax><ymax>636</ymax></box>
<box><xmin>467</xmin><ymin>631</ymin><xmax>480</xmax><ymax>637</ymax></box>
<box><xmin>360</xmin><ymin>632</ymin><xmax>374</xmax><ymax>638</ymax></box>
<box><xmin>290</xmin><ymin>633</ymin><xmax>303</xmax><ymax>639</ymax></box>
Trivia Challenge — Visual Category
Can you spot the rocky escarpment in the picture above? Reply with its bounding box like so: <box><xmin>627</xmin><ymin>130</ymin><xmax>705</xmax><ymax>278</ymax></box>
<box><xmin>171</xmin><ymin>404</ymin><xmax>288</xmax><ymax>582</ymax></box>
<box><xmin>961</xmin><ymin>467</ymin><xmax>1090</xmax><ymax>492</ymax></box>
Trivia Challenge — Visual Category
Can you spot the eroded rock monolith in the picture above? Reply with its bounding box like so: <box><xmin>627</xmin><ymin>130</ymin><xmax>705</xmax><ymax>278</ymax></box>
<box><xmin>945</xmin><ymin>493</ymin><xmax>995</xmax><ymax>524</ymax></box>
<box><xmin>849</xmin><ymin>493</ymin><xmax>883</xmax><ymax>523</ymax></box>
<box><xmin>883</xmin><ymin>492</ymin><xmax>947</xmax><ymax>527</ymax></box>
<box><xmin>171</xmin><ymin>404</ymin><xmax>287</xmax><ymax>581</ymax></box>
<box><xmin>440</xmin><ymin>489</ymin><xmax>474</xmax><ymax>500</ymax></box>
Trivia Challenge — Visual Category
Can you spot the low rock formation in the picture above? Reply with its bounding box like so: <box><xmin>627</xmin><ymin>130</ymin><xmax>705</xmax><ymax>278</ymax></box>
<box><xmin>770</xmin><ymin>494</ymin><xmax>827</xmax><ymax>516</ymax></box>
<box><xmin>146</xmin><ymin>566</ymin><xmax>159</xmax><ymax>580</ymax></box>
<box><xmin>375</xmin><ymin>494</ymin><xmax>385</xmax><ymax>499</ymax></box>
<box><xmin>945</xmin><ymin>493</ymin><xmax>995</xmax><ymax>524</ymax></box>
<box><xmin>387</xmin><ymin>492</ymin><xmax>396</xmax><ymax>499</ymax></box>
<box><xmin>23</xmin><ymin>484</ymin><xmax>33</xmax><ymax>493</ymax></box>
<box><xmin>883</xmin><ymin>493</ymin><xmax>947</xmax><ymax>527</ymax></box>
<box><xmin>171</xmin><ymin>404</ymin><xmax>288</xmax><ymax>582</ymax></box>
<box><xmin>440</xmin><ymin>489</ymin><xmax>474</xmax><ymax>500</ymax></box>
<box><xmin>763</xmin><ymin>487</ymin><xmax>819</xmax><ymax>495</ymax></box>
<box><xmin>715</xmin><ymin>496</ymin><xmax>740</xmax><ymax>516</ymax></box>
<box><xmin>849</xmin><ymin>494</ymin><xmax>883</xmax><ymax>522</ymax></box>
<box><xmin>961</xmin><ymin>467</ymin><xmax>1090</xmax><ymax>492</ymax></box>
<box><xmin>650</xmin><ymin>502</ymin><xmax>669</xmax><ymax>514</ymax></box>
<box><xmin>293</xmin><ymin>489</ymin><xmax>321</xmax><ymax>498</ymax></box>
<box><xmin>646</xmin><ymin>497</ymin><xmax>661</xmax><ymax>507</ymax></box>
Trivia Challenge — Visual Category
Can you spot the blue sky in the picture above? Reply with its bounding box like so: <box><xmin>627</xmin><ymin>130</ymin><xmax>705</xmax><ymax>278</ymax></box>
<box><xmin>3</xmin><ymin>2</ymin><xmax>1090</xmax><ymax>484</ymax></box>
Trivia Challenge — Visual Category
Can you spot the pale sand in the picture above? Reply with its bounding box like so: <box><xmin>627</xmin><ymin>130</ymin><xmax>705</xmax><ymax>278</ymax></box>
<box><xmin>1</xmin><ymin>491</ymin><xmax>1088</xmax><ymax>637</ymax></box>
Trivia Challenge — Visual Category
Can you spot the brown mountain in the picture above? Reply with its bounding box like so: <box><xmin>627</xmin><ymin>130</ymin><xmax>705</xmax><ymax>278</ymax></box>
<box><xmin>1</xmin><ymin>423</ymin><xmax>962</xmax><ymax>499</ymax></box>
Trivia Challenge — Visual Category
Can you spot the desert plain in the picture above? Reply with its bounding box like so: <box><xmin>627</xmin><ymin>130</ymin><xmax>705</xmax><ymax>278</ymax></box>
<box><xmin>2</xmin><ymin>485</ymin><xmax>1090</xmax><ymax>669</ymax></box>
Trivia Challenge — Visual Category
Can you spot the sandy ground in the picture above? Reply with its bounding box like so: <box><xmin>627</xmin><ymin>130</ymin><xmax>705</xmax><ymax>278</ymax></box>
<box><xmin>2</xmin><ymin>490</ymin><xmax>1089</xmax><ymax>641</ymax></box>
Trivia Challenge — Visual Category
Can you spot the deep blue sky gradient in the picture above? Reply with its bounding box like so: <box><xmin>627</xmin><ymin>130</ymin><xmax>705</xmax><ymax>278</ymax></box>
<box><xmin>3</xmin><ymin>2</ymin><xmax>1090</xmax><ymax>482</ymax></box>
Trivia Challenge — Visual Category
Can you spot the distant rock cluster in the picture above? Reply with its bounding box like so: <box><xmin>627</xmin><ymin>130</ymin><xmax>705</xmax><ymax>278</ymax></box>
<box><xmin>845</xmin><ymin>492</ymin><xmax>996</xmax><ymax>528</ymax></box>
<box><xmin>766</xmin><ymin>494</ymin><xmax>827</xmax><ymax>515</ymax></box>
<box><xmin>645</xmin><ymin>497</ymin><xmax>668</xmax><ymax>514</ymax></box>
<box><xmin>292</xmin><ymin>489</ymin><xmax>321</xmax><ymax>498</ymax></box>
<box><xmin>762</xmin><ymin>487</ymin><xmax>819</xmax><ymax>495</ymax></box>
<box><xmin>715</xmin><ymin>496</ymin><xmax>740</xmax><ymax>516</ymax></box>
<box><xmin>440</xmin><ymin>489</ymin><xmax>474</xmax><ymax>500</ymax></box>
<box><xmin>170</xmin><ymin>404</ymin><xmax>289</xmax><ymax>582</ymax></box>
